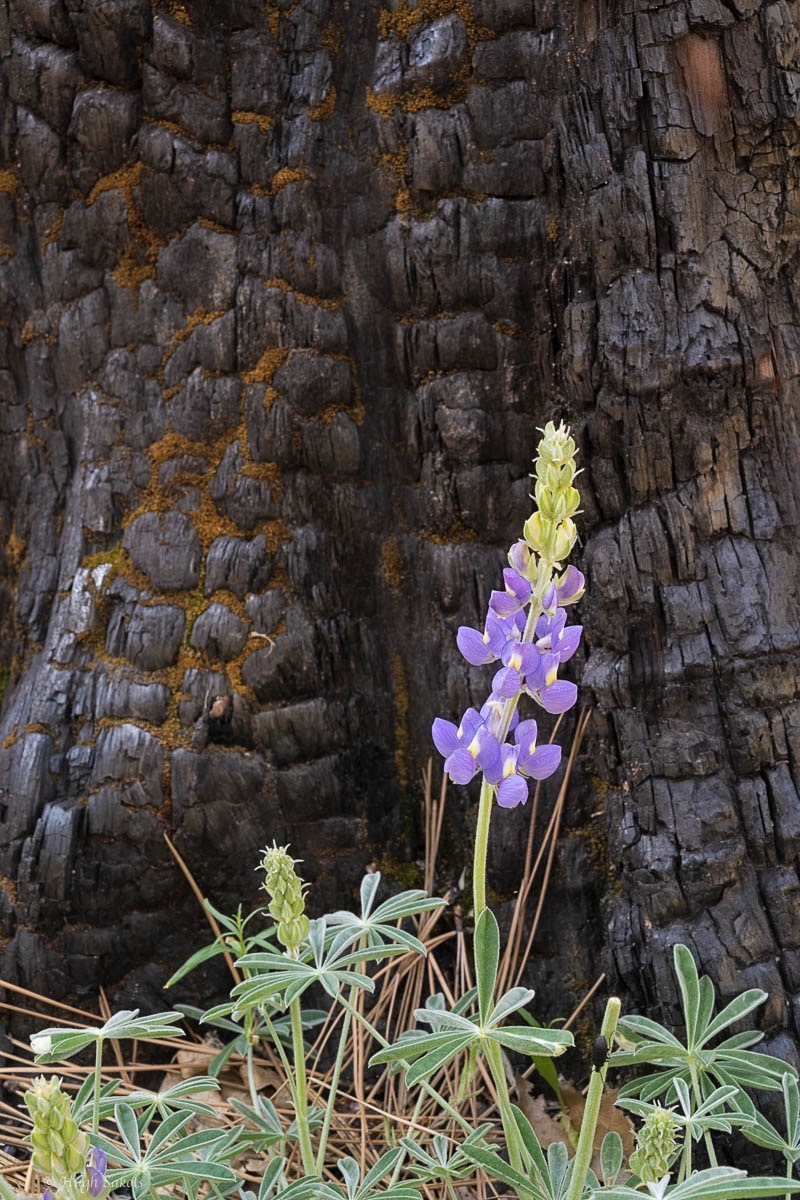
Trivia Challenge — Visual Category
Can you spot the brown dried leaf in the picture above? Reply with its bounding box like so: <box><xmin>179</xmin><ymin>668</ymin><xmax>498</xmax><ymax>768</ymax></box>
<box><xmin>515</xmin><ymin>1074</ymin><xmax>574</xmax><ymax>1151</ymax></box>
<box><xmin>561</xmin><ymin>1080</ymin><xmax>635</xmax><ymax>1175</ymax></box>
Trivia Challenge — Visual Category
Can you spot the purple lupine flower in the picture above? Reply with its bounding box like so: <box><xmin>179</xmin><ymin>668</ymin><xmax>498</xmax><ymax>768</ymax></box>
<box><xmin>457</xmin><ymin>609</ymin><xmax>518</xmax><ymax>666</ymax></box>
<box><xmin>86</xmin><ymin>1147</ymin><xmax>106</xmax><ymax>1198</ymax></box>
<box><xmin>484</xmin><ymin>743</ymin><xmax>529</xmax><ymax>809</ymax></box>
<box><xmin>536</xmin><ymin>608</ymin><xmax>582</xmax><ymax>663</ymax></box>
<box><xmin>514</xmin><ymin>720</ymin><xmax>562</xmax><ymax>779</ymax></box>
<box><xmin>523</xmin><ymin>648</ymin><xmax>578</xmax><ymax>714</ymax></box>
<box><xmin>488</xmin><ymin>568</ymin><xmax>531</xmax><ymax>617</ymax></box>
<box><xmin>44</xmin><ymin>1189</ymin><xmax>57</xmax><ymax>1200</ymax></box>
<box><xmin>492</xmin><ymin>640</ymin><xmax>543</xmax><ymax>699</ymax></box>
<box><xmin>480</xmin><ymin>695</ymin><xmax>519</xmax><ymax>739</ymax></box>
<box><xmin>432</xmin><ymin>709</ymin><xmax>500</xmax><ymax>784</ymax></box>
<box><xmin>542</xmin><ymin>565</ymin><xmax>585</xmax><ymax>612</ymax></box>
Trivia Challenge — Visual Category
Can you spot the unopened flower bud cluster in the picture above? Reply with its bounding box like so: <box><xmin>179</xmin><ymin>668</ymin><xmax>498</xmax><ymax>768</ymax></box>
<box><xmin>261</xmin><ymin>844</ymin><xmax>311</xmax><ymax>951</ymax></box>
<box><xmin>433</xmin><ymin>422</ymin><xmax>585</xmax><ymax>809</ymax></box>
<box><xmin>25</xmin><ymin>1077</ymin><xmax>107</xmax><ymax>1200</ymax></box>
<box><xmin>629</xmin><ymin>1105</ymin><xmax>678</xmax><ymax>1183</ymax></box>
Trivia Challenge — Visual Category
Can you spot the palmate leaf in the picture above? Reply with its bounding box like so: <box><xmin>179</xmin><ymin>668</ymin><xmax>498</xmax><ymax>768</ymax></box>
<box><xmin>326</xmin><ymin>873</ymin><xmax>443</xmax><ymax>959</ymax></box>
<box><xmin>31</xmin><ymin>1009</ymin><xmax>185</xmax><ymax>1061</ymax></box>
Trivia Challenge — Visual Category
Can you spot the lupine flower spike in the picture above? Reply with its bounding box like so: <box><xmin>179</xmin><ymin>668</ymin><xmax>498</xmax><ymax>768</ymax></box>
<box><xmin>433</xmin><ymin>421</ymin><xmax>584</xmax><ymax>811</ymax></box>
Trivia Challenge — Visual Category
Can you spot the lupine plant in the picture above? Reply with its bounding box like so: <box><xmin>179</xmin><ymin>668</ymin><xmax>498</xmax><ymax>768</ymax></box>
<box><xmin>20</xmin><ymin>423</ymin><xmax>800</xmax><ymax>1200</ymax></box>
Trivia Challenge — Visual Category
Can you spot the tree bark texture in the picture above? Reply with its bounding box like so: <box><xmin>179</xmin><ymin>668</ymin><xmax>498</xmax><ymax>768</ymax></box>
<box><xmin>0</xmin><ymin>0</ymin><xmax>798</xmax><ymax>1057</ymax></box>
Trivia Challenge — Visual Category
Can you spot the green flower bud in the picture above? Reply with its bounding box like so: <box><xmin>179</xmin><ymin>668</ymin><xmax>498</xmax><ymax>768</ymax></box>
<box><xmin>24</xmin><ymin>1077</ymin><xmax>87</xmax><ymax>1184</ymax></box>
<box><xmin>524</xmin><ymin>422</ymin><xmax>581</xmax><ymax>565</ymax></box>
<box><xmin>629</xmin><ymin>1105</ymin><xmax>678</xmax><ymax>1183</ymax></box>
<box><xmin>261</xmin><ymin>844</ymin><xmax>311</xmax><ymax>951</ymax></box>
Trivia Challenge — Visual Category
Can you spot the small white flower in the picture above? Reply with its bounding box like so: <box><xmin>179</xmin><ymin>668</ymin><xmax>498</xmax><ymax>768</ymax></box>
<box><xmin>30</xmin><ymin>1034</ymin><xmax>53</xmax><ymax>1056</ymax></box>
<box><xmin>646</xmin><ymin>1177</ymin><xmax>670</xmax><ymax>1200</ymax></box>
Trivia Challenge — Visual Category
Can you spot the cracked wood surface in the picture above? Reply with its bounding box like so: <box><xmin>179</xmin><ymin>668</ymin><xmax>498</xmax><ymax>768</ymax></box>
<box><xmin>0</xmin><ymin>0</ymin><xmax>798</xmax><ymax>1058</ymax></box>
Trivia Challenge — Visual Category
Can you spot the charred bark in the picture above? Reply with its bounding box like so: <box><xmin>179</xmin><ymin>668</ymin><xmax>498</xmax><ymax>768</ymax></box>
<box><xmin>0</xmin><ymin>0</ymin><xmax>798</xmax><ymax>1060</ymax></box>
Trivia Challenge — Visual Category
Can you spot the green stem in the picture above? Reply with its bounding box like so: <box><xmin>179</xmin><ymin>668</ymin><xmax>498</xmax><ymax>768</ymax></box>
<box><xmin>473</xmin><ymin>777</ymin><xmax>494</xmax><ymax>919</ymax></box>
<box><xmin>485</xmin><ymin>1039</ymin><xmax>528</xmax><ymax>1180</ymax></box>
<box><xmin>564</xmin><ymin>997</ymin><xmax>621</xmax><ymax>1200</ymax></box>
<box><xmin>92</xmin><ymin>1038</ymin><xmax>103</xmax><ymax>1137</ymax></box>
<box><xmin>314</xmin><ymin>997</ymin><xmax>353</xmax><ymax>1174</ymax></box>
<box><xmin>688</xmin><ymin>1059</ymin><xmax>717</xmax><ymax>1169</ymax></box>
<box><xmin>680</xmin><ymin>1124</ymin><xmax>692</xmax><ymax>1184</ymax></box>
<box><xmin>245</xmin><ymin>1044</ymin><xmax>260</xmax><ymax>1113</ymax></box>
<box><xmin>290</xmin><ymin>998</ymin><xmax>316</xmax><ymax>1176</ymax></box>
<box><xmin>336</xmin><ymin>994</ymin><xmax>474</xmax><ymax>1137</ymax></box>
<box><xmin>260</xmin><ymin>1007</ymin><xmax>306</xmax><ymax>1155</ymax></box>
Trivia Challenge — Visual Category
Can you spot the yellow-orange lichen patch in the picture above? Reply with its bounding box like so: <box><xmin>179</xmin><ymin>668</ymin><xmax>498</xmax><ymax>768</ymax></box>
<box><xmin>380</xmin><ymin>539</ymin><xmax>404</xmax><ymax>590</ymax></box>
<box><xmin>378</xmin><ymin>0</ymin><xmax>491</xmax><ymax>45</ymax></box>
<box><xmin>168</xmin><ymin>1</ymin><xmax>192</xmax><ymax>24</ymax></box>
<box><xmin>232</xmin><ymin>110</ymin><xmax>275</xmax><ymax>135</ymax></box>
<box><xmin>271</xmin><ymin>167</ymin><xmax>311</xmax><ymax>192</ymax></box>
<box><xmin>307</xmin><ymin>89</ymin><xmax>337</xmax><ymax>122</ymax></box>
<box><xmin>41</xmin><ymin>211</ymin><xmax>63</xmax><ymax>253</ymax></box>
<box><xmin>0</xmin><ymin>168</ymin><xmax>20</xmax><ymax>195</ymax></box>
<box><xmin>263</xmin><ymin>277</ymin><xmax>344</xmax><ymax>312</ymax></box>
<box><xmin>239</xmin><ymin>459</ymin><xmax>283</xmax><ymax>502</ymax></box>
<box><xmin>242</xmin><ymin>346</ymin><xmax>290</xmax><ymax>386</ymax></box>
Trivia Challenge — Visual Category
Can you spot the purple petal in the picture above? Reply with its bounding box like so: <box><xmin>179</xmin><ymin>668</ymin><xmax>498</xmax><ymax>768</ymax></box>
<box><xmin>87</xmin><ymin>1168</ymin><xmax>105</xmax><ymax>1197</ymax></box>
<box><xmin>508</xmin><ymin>540</ymin><xmax>530</xmax><ymax>573</ymax></box>
<box><xmin>556</xmin><ymin>625</ymin><xmax>582</xmax><ymax>662</ymax></box>
<box><xmin>514</xmin><ymin>718</ymin><xmax>539</xmax><ymax>754</ymax></box>
<box><xmin>539</xmin><ymin>680</ymin><xmax>578</xmax><ymax>714</ymax></box>
<box><xmin>457</xmin><ymin>625</ymin><xmax>495</xmax><ymax>666</ymax></box>
<box><xmin>485</xmin><ymin>610</ymin><xmax>514</xmax><ymax>657</ymax></box>
<box><xmin>432</xmin><ymin>718</ymin><xmax>460</xmax><ymax>758</ymax></box>
<box><xmin>458</xmin><ymin>708</ymin><xmax>483</xmax><ymax>741</ymax></box>
<box><xmin>89</xmin><ymin>1150</ymin><xmax>107</xmax><ymax>1174</ymax></box>
<box><xmin>520</xmin><ymin>743</ymin><xmax>562</xmax><ymax>780</ymax></box>
<box><xmin>474</xmin><ymin>728</ymin><xmax>501</xmax><ymax>777</ymax></box>
<box><xmin>44</xmin><ymin>1189</ymin><xmax>57</xmax><ymax>1200</ymax></box>
<box><xmin>489</xmin><ymin>589</ymin><xmax>521</xmax><ymax>617</ymax></box>
<box><xmin>541</xmin><ymin>582</ymin><xmax>557</xmax><ymax>612</ymax></box>
<box><xmin>496</xmin><ymin>774</ymin><xmax>529</xmax><ymax>808</ymax></box>
<box><xmin>502</xmin><ymin>568</ymin><xmax>531</xmax><ymax>604</ymax></box>
<box><xmin>445</xmin><ymin>747</ymin><xmax>478</xmax><ymax>785</ymax></box>
<box><xmin>493</xmin><ymin>665</ymin><xmax>522</xmax><ymax>699</ymax></box>
<box><xmin>557</xmin><ymin>565</ymin><xmax>585</xmax><ymax>605</ymax></box>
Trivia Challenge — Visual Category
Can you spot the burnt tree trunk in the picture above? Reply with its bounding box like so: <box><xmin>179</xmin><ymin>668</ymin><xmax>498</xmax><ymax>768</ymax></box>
<box><xmin>0</xmin><ymin>0</ymin><xmax>798</xmax><ymax>1058</ymax></box>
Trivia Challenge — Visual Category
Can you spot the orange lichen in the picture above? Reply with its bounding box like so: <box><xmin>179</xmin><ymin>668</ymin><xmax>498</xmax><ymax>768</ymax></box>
<box><xmin>168</xmin><ymin>1</ymin><xmax>191</xmax><ymax>24</ymax></box>
<box><xmin>380</xmin><ymin>539</ymin><xmax>404</xmax><ymax>590</ymax></box>
<box><xmin>271</xmin><ymin>167</ymin><xmax>310</xmax><ymax>192</ymax></box>
<box><xmin>263</xmin><ymin>277</ymin><xmax>344</xmax><ymax>311</ymax></box>
<box><xmin>41</xmin><ymin>211</ymin><xmax>63</xmax><ymax>253</ymax></box>
<box><xmin>242</xmin><ymin>347</ymin><xmax>289</xmax><ymax>386</ymax></box>
<box><xmin>232</xmin><ymin>110</ymin><xmax>275</xmax><ymax>135</ymax></box>
<box><xmin>307</xmin><ymin>89</ymin><xmax>337</xmax><ymax>121</ymax></box>
<box><xmin>378</xmin><ymin>0</ymin><xmax>490</xmax><ymax>43</ymax></box>
<box><xmin>0</xmin><ymin>168</ymin><xmax>20</xmax><ymax>195</ymax></box>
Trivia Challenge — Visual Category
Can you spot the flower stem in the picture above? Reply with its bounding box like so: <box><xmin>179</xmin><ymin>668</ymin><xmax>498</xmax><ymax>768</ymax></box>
<box><xmin>473</xmin><ymin>777</ymin><xmax>494</xmax><ymax>919</ymax></box>
<box><xmin>92</xmin><ymin>1038</ymin><xmax>103</xmax><ymax>1137</ymax></box>
<box><xmin>289</xmin><ymin>997</ymin><xmax>316</xmax><ymax>1175</ymax></box>
<box><xmin>486</xmin><ymin>1040</ymin><xmax>528</xmax><ymax>1180</ymax></box>
<box><xmin>315</xmin><ymin>995</ymin><xmax>353</xmax><ymax>1174</ymax></box>
<box><xmin>564</xmin><ymin>996</ymin><xmax>621</xmax><ymax>1200</ymax></box>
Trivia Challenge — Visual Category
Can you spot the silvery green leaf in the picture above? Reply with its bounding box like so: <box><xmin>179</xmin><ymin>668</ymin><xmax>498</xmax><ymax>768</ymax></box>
<box><xmin>600</xmin><ymin>1130</ymin><xmax>623</xmax><ymax>1186</ymax></box>
<box><xmin>360</xmin><ymin>871</ymin><xmax>382</xmax><ymax>917</ymax></box>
